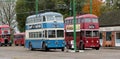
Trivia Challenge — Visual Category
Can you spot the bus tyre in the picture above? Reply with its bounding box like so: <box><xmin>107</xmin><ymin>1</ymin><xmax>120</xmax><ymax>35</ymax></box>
<box><xmin>1</xmin><ymin>43</ymin><xmax>3</xmax><ymax>46</ymax></box>
<box><xmin>61</xmin><ymin>48</ymin><xmax>64</xmax><ymax>51</ymax></box>
<box><xmin>80</xmin><ymin>42</ymin><xmax>84</xmax><ymax>50</ymax></box>
<box><xmin>95</xmin><ymin>47</ymin><xmax>99</xmax><ymax>50</ymax></box>
<box><xmin>4</xmin><ymin>44</ymin><xmax>7</xmax><ymax>46</ymax></box>
<box><xmin>42</xmin><ymin>43</ymin><xmax>49</xmax><ymax>51</ymax></box>
<box><xmin>15</xmin><ymin>44</ymin><xmax>18</xmax><ymax>46</ymax></box>
<box><xmin>9</xmin><ymin>43</ymin><xmax>12</xmax><ymax>46</ymax></box>
<box><xmin>29</xmin><ymin>43</ymin><xmax>34</xmax><ymax>51</ymax></box>
<box><xmin>21</xmin><ymin>44</ymin><xmax>24</xmax><ymax>46</ymax></box>
<box><xmin>0</xmin><ymin>43</ymin><xmax>1</xmax><ymax>46</ymax></box>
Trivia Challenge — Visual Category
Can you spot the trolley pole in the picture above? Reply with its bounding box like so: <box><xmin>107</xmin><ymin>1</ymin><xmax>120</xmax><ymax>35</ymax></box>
<box><xmin>70</xmin><ymin>0</ymin><xmax>72</xmax><ymax>16</ymax></box>
<box><xmin>90</xmin><ymin>0</ymin><xmax>92</xmax><ymax>14</ymax></box>
<box><xmin>36</xmin><ymin>0</ymin><xmax>38</xmax><ymax>15</ymax></box>
<box><xmin>73</xmin><ymin>0</ymin><xmax>77</xmax><ymax>52</ymax></box>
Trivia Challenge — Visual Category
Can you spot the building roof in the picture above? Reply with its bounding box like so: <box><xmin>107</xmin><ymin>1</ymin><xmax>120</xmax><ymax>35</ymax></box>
<box><xmin>99</xmin><ymin>10</ymin><xmax>120</xmax><ymax>27</ymax></box>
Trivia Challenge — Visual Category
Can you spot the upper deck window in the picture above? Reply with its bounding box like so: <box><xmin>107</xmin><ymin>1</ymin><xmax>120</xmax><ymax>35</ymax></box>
<box><xmin>84</xmin><ymin>18</ymin><xmax>91</xmax><ymax>23</ymax></box>
<box><xmin>77</xmin><ymin>18</ymin><xmax>81</xmax><ymax>23</ymax></box>
<box><xmin>92</xmin><ymin>18</ymin><xmax>98</xmax><ymax>23</ymax></box>
<box><xmin>2</xmin><ymin>28</ymin><xmax>9</xmax><ymax>30</ymax></box>
<box><xmin>46</xmin><ymin>15</ymin><xmax>54</xmax><ymax>21</ymax></box>
<box><xmin>55</xmin><ymin>16</ymin><xmax>63</xmax><ymax>20</ymax></box>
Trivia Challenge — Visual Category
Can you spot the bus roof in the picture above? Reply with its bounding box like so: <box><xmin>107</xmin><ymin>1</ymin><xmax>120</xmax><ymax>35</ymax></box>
<box><xmin>65</xmin><ymin>14</ymin><xmax>98</xmax><ymax>20</ymax></box>
<box><xmin>27</xmin><ymin>12</ymin><xmax>62</xmax><ymax>19</ymax></box>
<box><xmin>14</xmin><ymin>32</ymin><xmax>25</xmax><ymax>35</ymax></box>
<box><xmin>0</xmin><ymin>25</ymin><xmax>10</xmax><ymax>28</ymax></box>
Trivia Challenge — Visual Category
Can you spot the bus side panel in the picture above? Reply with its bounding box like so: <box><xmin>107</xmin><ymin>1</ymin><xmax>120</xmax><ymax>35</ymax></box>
<box><xmin>44</xmin><ymin>23</ymin><xmax>64</xmax><ymax>28</ymax></box>
<box><xmin>25</xmin><ymin>39</ymin><xmax>43</xmax><ymax>49</ymax></box>
<box><xmin>46</xmin><ymin>40</ymin><xmax>65</xmax><ymax>49</ymax></box>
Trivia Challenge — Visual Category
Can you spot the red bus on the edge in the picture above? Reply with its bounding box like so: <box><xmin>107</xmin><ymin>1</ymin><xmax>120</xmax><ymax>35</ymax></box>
<box><xmin>64</xmin><ymin>14</ymin><xmax>100</xmax><ymax>50</ymax></box>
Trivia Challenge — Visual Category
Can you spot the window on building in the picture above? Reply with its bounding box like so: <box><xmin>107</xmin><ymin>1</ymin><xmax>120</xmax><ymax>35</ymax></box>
<box><xmin>116</xmin><ymin>32</ymin><xmax>120</xmax><ymax>39</ymax></box>
<box><xmin>106</xmin><ymin>32</ymin><xmax>112</xmax><ymax>41</ymax></box>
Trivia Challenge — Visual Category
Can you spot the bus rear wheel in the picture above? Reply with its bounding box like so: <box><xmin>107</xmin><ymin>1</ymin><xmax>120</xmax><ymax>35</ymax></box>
<box><xmin>79</xmin><ymin>42</ymin><xmax>84</xmax><ymax>50</ymax></box>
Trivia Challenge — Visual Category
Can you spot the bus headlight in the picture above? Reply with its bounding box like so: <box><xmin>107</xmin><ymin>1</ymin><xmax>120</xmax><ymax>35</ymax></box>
<box><xmin>86</xmin><ymin>40</ymin><xmax>88</xmax><ymax>43</ymax></box>
<box><xmin>97</xmin><ymin>40</ymin><xmax>99</xmax><ymax>43</ymax></box>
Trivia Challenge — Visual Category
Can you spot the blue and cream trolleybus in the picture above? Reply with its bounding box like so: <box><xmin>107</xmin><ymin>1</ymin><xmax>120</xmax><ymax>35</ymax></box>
<box><xmin>25</xmin><ymin>12</ymin><xmax>65</xmax><ymax>51</ymax></box>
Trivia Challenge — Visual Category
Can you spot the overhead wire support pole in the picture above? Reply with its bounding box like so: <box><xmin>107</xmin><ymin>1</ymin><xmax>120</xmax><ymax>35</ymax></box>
<box><xmin>36</xmin><ymin>0</ymin><xmax>38</xmax><ymax>15</ymax></box>
<box><xmin>70</xmin><ymin>0</ymin><xmax>72</xmax><ymax>16</ymax></box>
<box><xmin>73</xmin><ymin>0</ymin><xmax>77</xmax><ymax>52</ymax></box>
<box><xmin>90</xmin><ymin>0</ymin><xmax>92</xmax><ymax>14</ymax></box>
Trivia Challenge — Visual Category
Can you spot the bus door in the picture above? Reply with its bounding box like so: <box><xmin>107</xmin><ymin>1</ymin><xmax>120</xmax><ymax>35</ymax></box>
<box><xmin>65</xmin><ymin>32</ymin><xmax>73</xmax><ymax>48</ymax></box>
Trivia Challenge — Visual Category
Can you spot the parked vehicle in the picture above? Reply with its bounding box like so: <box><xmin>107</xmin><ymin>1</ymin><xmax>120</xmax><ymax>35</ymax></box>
<box><xmin>25</xmin><ymin>12</ymin><xmax>65</xmax><ymax>51</ymax></box>
<box><xmin>0</xmin><ymin>25</ymin><xmax>12</xmax><ymax>46</ymax></box>
<box><xmin>14</xmin><ymin>32</ymin><xmax>25</xmax><ymax>46</ymax></box>
<box><xmin>64</xmin><ymin>14</ymin><xmax>100</xmax><ymax>50</ymax></box>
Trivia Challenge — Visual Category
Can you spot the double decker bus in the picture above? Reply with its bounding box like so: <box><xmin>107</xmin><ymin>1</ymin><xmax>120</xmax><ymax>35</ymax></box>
<box><xmin>0</xmin><ymin>25</ymin><xmax>12</xmax><ymax>46</ymax></box>
<box><xmin>64</xmin><ymin>14</ymin><xmax>100</xmax><ymax>50</ymax></box>
<box><xmin>25</xmin><ymin>12</ymin><xmax>65</xmax><ymax>51</ymax></box>
<box><xmin>14</xmin><ymin>32</ymin><xmax>25</xmax><ymax>46</ymax></box>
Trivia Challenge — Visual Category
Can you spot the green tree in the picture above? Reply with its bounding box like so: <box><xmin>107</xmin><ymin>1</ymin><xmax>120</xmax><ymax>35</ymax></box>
<box><xmin>15</xmin><ymin>0</ymin><xmax>86</xmax><ymax>32</ymax></box>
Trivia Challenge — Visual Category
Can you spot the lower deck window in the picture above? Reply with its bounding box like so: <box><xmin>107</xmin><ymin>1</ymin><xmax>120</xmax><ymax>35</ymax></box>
<box><xmin>57</xmin><ymin>30</ymin><xmax>64</xmax><ymax>37</ymax></box>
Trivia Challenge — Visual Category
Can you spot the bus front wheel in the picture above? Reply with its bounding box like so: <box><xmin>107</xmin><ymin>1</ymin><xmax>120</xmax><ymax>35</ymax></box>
<box><xmin>42</xmin><ymin>43</ymin><xmax>49</xmax><ymax>51</ymax></box>
<box><xmin>95</xmin><ymin>47</ymin><xmax>99</xmax><ymax>50</ymax></box>
<box><xmin>61</xmin><ymin>48</ymin><xmax>64</xmax><ymax>51</ymax></box>
<box><xmin>79</xmin><ymin>42</ymin><xmax>84</xmax><ymax>50</ymax></box>
<box><xmin>29</xmin><ymin>43</ymin><xmax>34</xmax><ymax>51</ymax></box>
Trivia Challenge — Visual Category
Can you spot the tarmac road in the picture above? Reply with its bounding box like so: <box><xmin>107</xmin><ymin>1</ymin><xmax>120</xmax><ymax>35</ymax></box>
<box><xmin>0</xmin><ymin>46</ymin><xmax>120</xmax><ymax>59</ymax></box>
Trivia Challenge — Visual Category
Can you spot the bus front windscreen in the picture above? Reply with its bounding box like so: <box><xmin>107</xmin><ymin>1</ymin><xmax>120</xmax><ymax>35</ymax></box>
<box><xmin>55</xmin><ymin>16</ymin><xmax>63</xmax><ymax>20</ymax></box>
<box><xmin>93</xmin><ymin>31</ymin><xmax>99</xmax><ymax>37</ymax></box>
<box><xmin>48</xmin><ymin>30</ymin><xmax>55</xmax><ymax>38</ymax></box>
<box><xmin>86</xmin><ymin>31</ymin><xmax>92</xmax><ymax>37</ymax></box>
<box><xmin>86</xmin><ymin>31</ymin><xmax>99</xmax><ymax>37</ymax></box>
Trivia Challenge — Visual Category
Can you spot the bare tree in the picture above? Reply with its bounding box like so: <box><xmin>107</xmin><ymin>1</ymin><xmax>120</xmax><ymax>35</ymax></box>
<box><xmin>0</xmin><ymin>0</ymin><xmax>17</xmax><ymax>33</ymax></box>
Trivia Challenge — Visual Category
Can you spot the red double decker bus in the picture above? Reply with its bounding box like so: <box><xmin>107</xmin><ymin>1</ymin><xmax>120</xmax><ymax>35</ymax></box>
<box><xmin>64</xmin><ymin>14</ymin><xmax>100</xmax><ymax>50</ymax></box>
<box><xmin>14</xmin><ymin>32</ymin><xmax>25</xmax><ymax>46</ymax></box>
<box><xmin>0</xmin><ymin>25</ymin><xmax>12</xmax><ymax>46</ymax></box>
